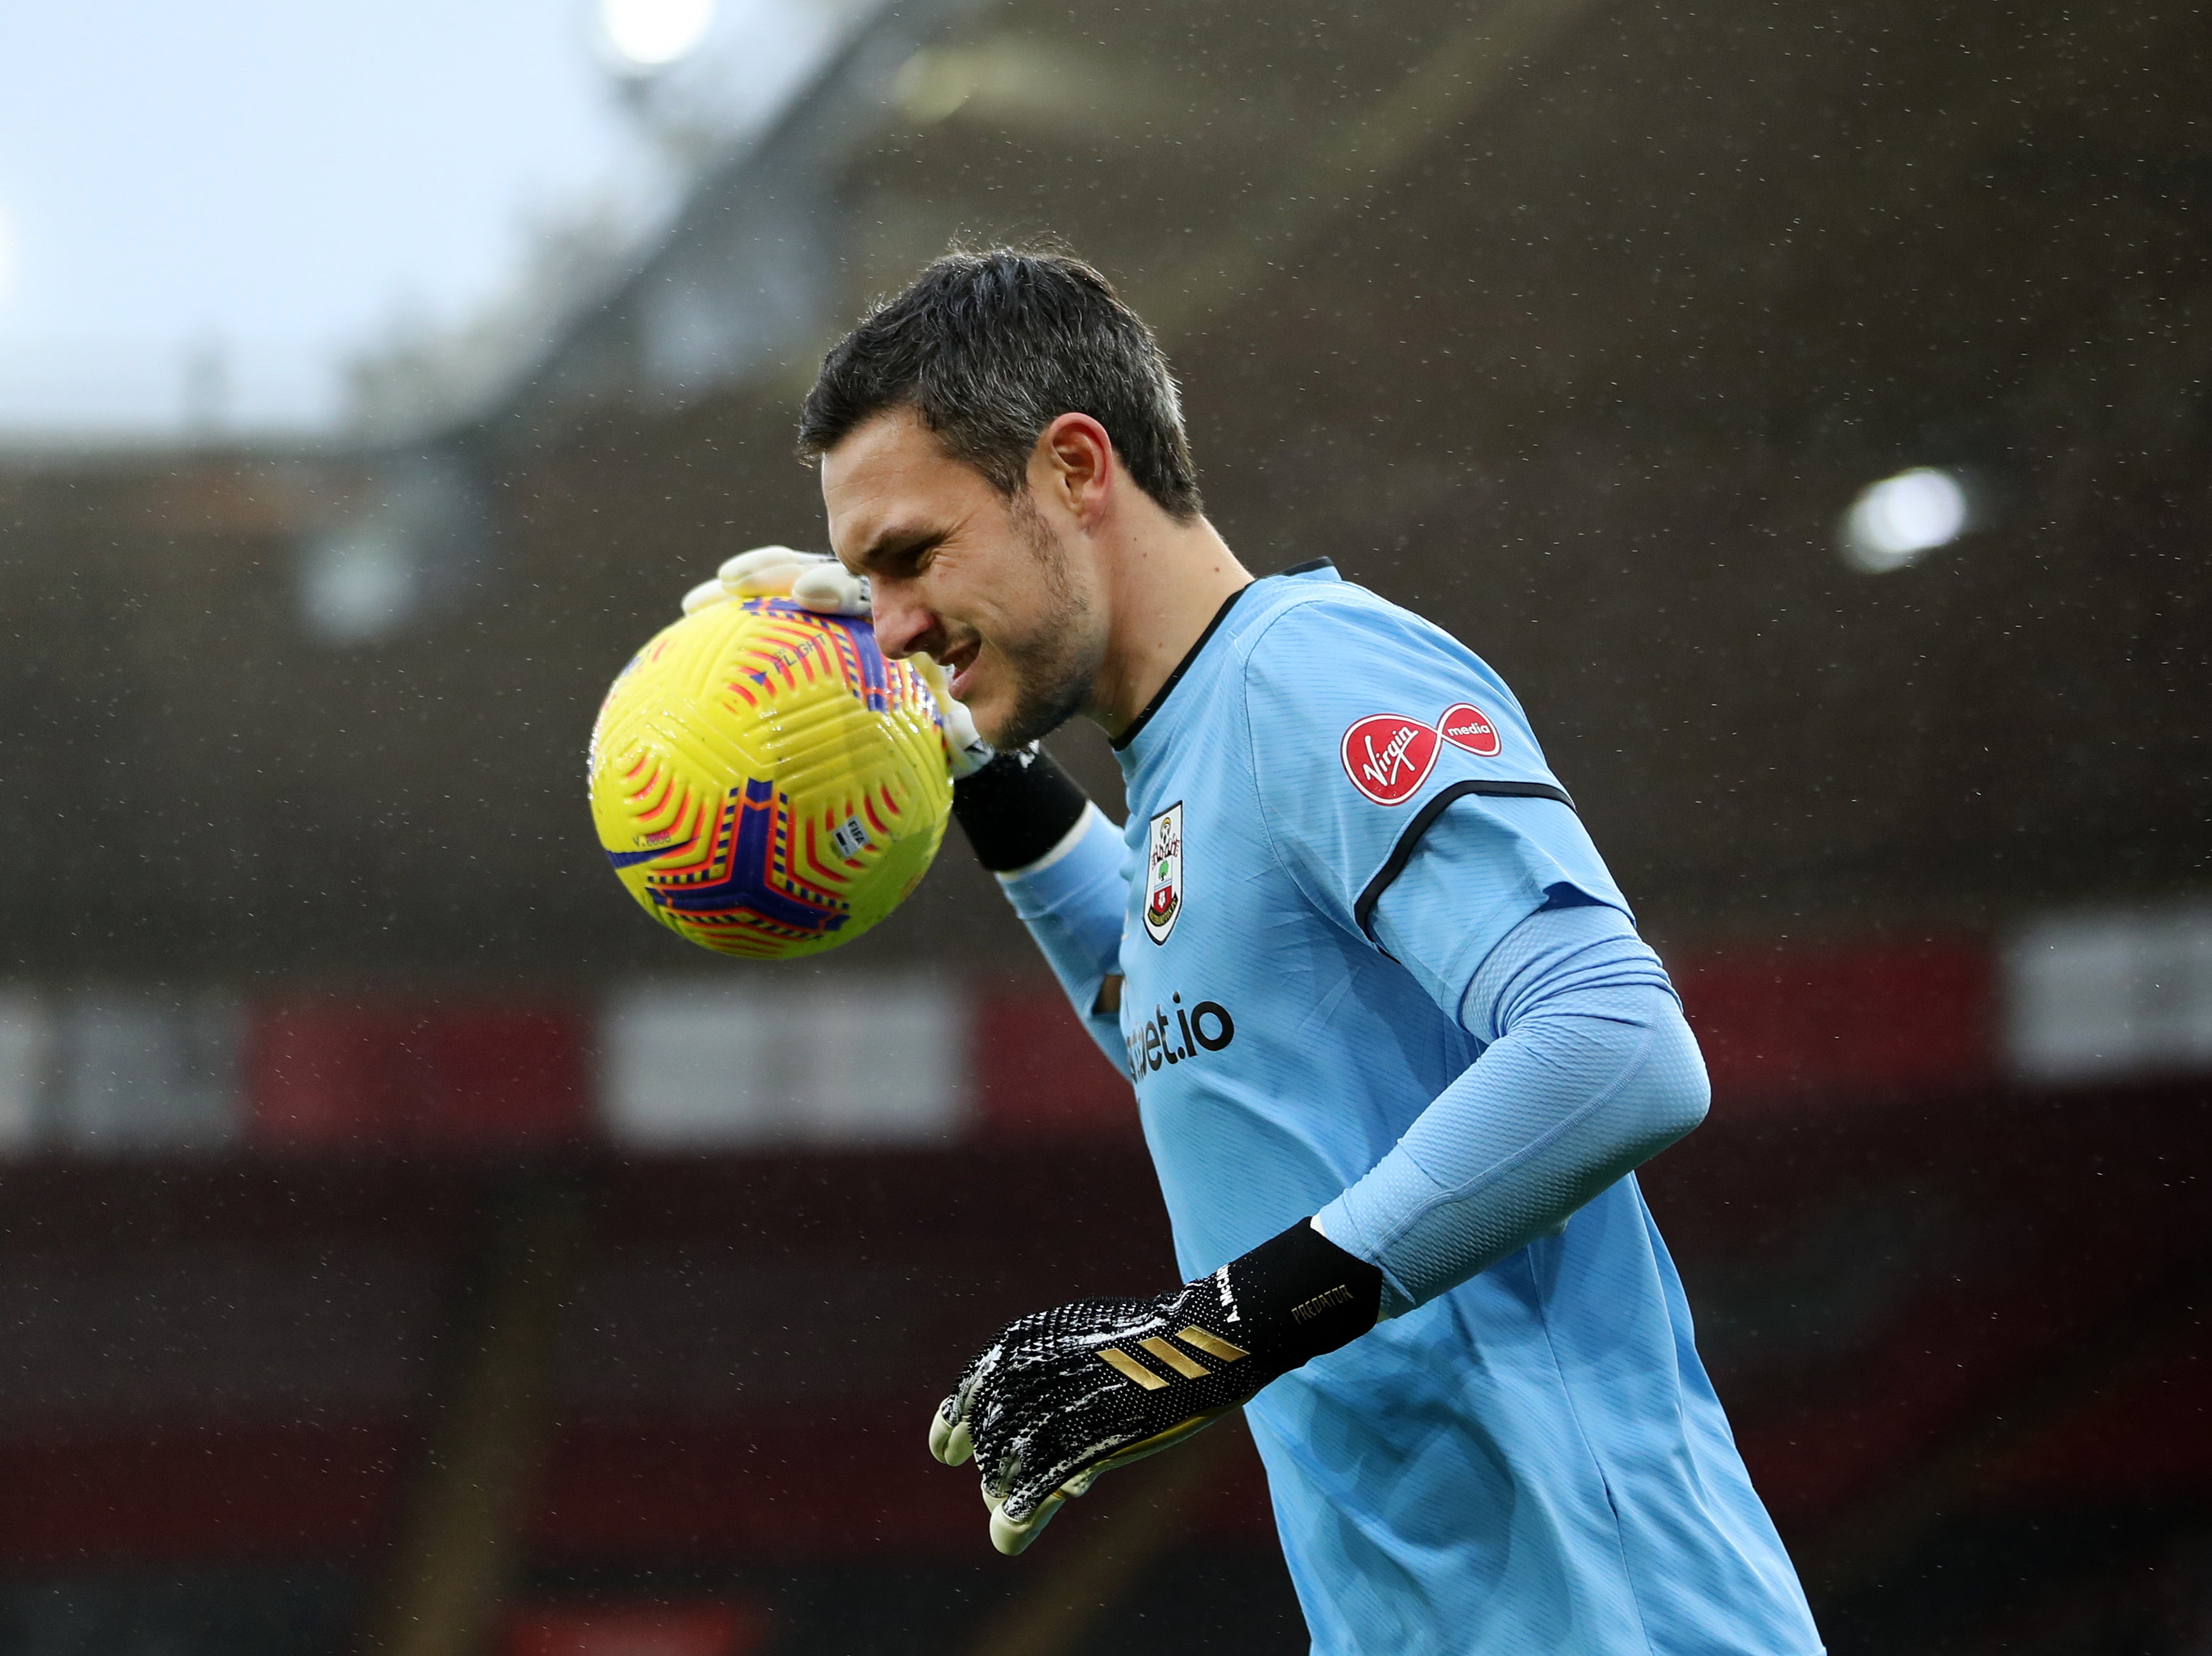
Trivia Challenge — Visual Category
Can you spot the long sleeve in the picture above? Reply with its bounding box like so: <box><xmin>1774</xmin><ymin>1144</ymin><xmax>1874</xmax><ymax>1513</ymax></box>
<box><xmin>1315</xmin><ymin>902</ymin><xmax>1710</xmax><ymax>1317</ymax></box>
<box><xmin>994</xmin><ymin>804</ymin><xmax>1129</xmax><ymax>1065</ymax></box>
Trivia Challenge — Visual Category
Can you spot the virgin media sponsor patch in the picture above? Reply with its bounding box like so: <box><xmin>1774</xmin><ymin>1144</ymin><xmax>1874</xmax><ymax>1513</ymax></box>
<box><xmin>1438</xmin><ymin>702</ymin><xmax>1502</xmax><ymax>757</ymax></box>
<box><xmin>1341</xmin><ymin>714</ymin><xmax>1440</xmax><ymax>806</ymax></box>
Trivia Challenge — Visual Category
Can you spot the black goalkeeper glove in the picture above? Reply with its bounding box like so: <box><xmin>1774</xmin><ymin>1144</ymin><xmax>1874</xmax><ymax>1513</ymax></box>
<box><xmin>928</xmin><ymin>1217</ymin><xmax>1384</xmax><ymax>1553</ymax></box>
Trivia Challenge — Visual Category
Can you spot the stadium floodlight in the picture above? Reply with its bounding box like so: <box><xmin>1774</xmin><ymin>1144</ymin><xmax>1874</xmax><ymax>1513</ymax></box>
<box><xmin>1840</xmin><ymin>466</ymin><xmax>1970</xmax><ymax>572</ymax></box>
<box><xmin>599</xmin><ymin>0</ymin><xmax>717</xmax><ymax>72</ymax></box>
<box><xmin>299</xmin><ymin>524</ymin><xmax>418</xmax><ymax>645</ymax></box>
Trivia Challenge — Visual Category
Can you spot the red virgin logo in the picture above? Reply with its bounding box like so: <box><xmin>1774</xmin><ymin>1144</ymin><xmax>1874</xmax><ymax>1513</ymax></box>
<box><xmin>1439</xmin><ymin>702</ymin><xmax>1502</xmax><ymax>757</ymax></box>
<box><xmin>1341</xmin><ymin>714</ymin><xmax>1440</xmax><ymax>806</ymax></box>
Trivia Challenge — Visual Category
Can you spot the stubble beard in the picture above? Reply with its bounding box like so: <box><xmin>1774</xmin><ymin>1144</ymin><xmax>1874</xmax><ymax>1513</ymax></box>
<box><xmin>979</xmin><ymin>493</ymin><xmax>1106</xmax><ymax>751</ymax></box>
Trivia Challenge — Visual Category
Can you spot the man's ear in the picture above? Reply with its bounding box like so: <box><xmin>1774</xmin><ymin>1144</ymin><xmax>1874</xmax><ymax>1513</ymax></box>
<box><xmin>1034</xmin><ymin>413</ymin><xmax>1115</xmax><ymax>526</ymax></box>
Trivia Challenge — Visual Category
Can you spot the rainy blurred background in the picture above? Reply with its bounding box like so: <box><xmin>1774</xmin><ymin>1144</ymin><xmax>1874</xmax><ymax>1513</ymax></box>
<box><xmin>0</xmin><ymin>0</ymin><xmax>2207</xmax><ymax>1651</ymax></box>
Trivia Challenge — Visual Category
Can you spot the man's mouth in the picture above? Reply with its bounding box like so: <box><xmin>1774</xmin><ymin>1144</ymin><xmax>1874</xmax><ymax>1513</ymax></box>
<box><xmin>942</xmin><ymin>640</ymin><xmax>982</xmax><ymax>702</ymax></box>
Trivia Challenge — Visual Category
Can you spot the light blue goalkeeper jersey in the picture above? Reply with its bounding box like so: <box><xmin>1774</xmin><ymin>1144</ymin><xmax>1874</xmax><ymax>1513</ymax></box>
<box><xmin>998</xmin><ymin>562</ymin><xmax>1819</xmax><ymax>1655</ymax></box>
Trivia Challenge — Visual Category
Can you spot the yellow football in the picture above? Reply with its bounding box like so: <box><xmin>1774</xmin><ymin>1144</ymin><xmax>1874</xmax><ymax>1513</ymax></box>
<box><xmin>589</xmin><ymin>597</ymin><xmax>951</xmax><ymax>959</ymax></box>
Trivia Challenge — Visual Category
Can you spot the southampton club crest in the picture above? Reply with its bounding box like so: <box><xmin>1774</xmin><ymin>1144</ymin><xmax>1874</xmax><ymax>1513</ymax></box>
<box><xmin>1144</xmin><ymin>801</ymin><xmax>1184</xmax><ymax>945</ymax></box>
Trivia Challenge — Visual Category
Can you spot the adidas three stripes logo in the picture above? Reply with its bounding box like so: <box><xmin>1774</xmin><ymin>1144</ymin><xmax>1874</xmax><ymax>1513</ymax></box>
<box><xmin>1095</xmin><ymin>1326</ymin><xmax>1251</xmax><ymax>1391</ymax></box>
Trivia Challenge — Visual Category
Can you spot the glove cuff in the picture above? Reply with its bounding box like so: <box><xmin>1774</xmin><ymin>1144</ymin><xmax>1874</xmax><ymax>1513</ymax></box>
<box><xmin>1213</xmin><ymin>1217</ymin><xmax>1384</xmax><ymax>1371</ymax></box>
<box><xmin>951</xmin><ymin>747</ymin><xmax>1091</xmax><ymax>873</ymax></box>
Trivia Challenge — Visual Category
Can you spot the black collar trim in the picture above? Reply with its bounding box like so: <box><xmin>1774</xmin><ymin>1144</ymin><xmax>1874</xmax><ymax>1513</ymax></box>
<box><xmin>1110</xmin><ymin>582</ymin><xmax>1253</xmax><ymax>751</ymax></box>
<box><xmin>1277</xmin><ymin>557</ymin><xmax>1336</xmax><ymax>576</ymax></box>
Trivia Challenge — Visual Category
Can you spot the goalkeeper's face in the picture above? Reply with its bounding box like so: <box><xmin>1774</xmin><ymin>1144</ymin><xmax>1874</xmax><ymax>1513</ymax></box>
<box><xmin>824</xmin><ymin>410</ymin><xmax>1109</xmax><ymax>749</ymax></box>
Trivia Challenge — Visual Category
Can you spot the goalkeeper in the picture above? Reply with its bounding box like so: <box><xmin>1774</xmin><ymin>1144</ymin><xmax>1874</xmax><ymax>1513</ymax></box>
<box><xmin>795</xmin><ymin>250</ymin><xmax>1823</xmax><ymax>1654</ymax></box>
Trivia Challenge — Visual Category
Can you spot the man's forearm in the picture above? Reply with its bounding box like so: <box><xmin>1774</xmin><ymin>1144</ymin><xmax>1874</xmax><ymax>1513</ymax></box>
<box><xmin>1317</xmin><ymin>903</ymin><xmax>1710</xmax><ymax>1316</ymax></box>
<box><xmin>956</xmin><ymin>751</ymin><xmax>1129</xmax><ymax>1064</ymax></box>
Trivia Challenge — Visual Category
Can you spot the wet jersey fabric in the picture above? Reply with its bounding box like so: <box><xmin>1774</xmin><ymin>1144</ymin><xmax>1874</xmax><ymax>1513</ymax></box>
<box><xmin>996</xmin><ymin>563</ymin><xmax>1821</xmax><ymax>1655</ymax></box>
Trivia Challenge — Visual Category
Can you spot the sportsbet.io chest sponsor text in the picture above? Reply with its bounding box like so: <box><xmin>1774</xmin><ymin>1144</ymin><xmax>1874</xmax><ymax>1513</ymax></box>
<box><xmin>1125</xmin><ymin>992</ymin><xmax>1235</xmax><ymax>1082</ymax></box>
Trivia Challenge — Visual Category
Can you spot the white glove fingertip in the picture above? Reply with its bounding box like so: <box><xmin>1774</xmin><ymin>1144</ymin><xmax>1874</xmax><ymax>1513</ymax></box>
<box><xmin>682</xmin><ymin>578</ymin><xmax>731</xmax><ymax>616</ymax></box>
<box><xmin>927</xmin><ymin>1404</ymin><xmax>973</xmax><ymax>1467</ymax></box>
<box><xmin>790</xmin><ymin>563</ymin><xmax>868</xmax><ymax>616</ymax></box>
<box><xmin>718</xmin><ymin>545</ymin><xmax>809</xmax><ymax>584</ymax></box>
<box><xmin>987</xmin><ymin>1487</ymin><xmax>1067</xmax><ymax>1556</ymax></box>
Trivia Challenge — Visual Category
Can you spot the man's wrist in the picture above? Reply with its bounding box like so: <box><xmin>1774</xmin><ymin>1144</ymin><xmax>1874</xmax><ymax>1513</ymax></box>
<box><xmin>995</xmin><ymin>803</ymin><xmax>1100</xmax><ymax>883</ymax></box>
<box><xmin>1213</xmin><ymin>1217</ymin><xmax>1384</xmax><ymax>1370</ymax></box>
<box><xmin>951</xmin><ymin>747</ymin><xmax>1091</xmax><ymax>872</ymax></box>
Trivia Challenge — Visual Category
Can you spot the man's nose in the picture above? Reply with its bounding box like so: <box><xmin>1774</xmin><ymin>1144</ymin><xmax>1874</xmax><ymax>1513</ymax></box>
<box><xmin>870</xmin><ymin>578</ymin><xmax>937</xmax><ymax>661</ymax></box>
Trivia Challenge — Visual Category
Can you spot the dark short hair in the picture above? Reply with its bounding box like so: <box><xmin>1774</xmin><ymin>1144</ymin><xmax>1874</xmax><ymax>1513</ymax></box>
<box><xmin>798</xmin><ymin>247</ymin><xmax>1202</xmax><ymax>520</ymax></box>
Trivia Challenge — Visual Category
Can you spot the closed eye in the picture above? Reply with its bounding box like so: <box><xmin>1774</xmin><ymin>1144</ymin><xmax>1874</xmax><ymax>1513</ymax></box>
<box><xmin>856</xmin><ymin>527</ymin><xmax>946</xmax><ymax>580</ymax></box>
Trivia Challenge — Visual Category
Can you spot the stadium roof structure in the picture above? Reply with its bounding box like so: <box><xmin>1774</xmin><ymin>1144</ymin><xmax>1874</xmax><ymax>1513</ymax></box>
<box><xmin>470</xmin><ymin>0</ymin><xmax>2207</xmax><ymax>459</ymax></box>
<box><xmin>470</xmin><ymin>0</ymin><xmax>1631</xmax><ymax>447</ymax></box>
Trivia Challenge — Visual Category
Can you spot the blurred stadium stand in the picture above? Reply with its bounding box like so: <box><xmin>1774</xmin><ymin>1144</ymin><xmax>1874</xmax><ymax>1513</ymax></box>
<box><xmin>0</xmin><ymin>0</ymin><xmax>2206</xmax><ymax>1649</ymax></box>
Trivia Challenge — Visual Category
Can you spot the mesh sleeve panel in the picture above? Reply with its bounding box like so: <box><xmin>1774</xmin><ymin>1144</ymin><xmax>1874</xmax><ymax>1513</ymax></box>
<box><xmin>1316</xmin><ymin>903</ymin><xmax>1710</xmax><ymax>1316</ymax></box>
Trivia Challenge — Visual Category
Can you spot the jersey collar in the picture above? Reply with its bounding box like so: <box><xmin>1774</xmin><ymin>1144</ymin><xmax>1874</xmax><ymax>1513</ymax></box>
<box><xmin>1110</xmin><ymin>585</ymin><xmax>1249</xmax><ymax>752</ymax></box>
<box><xmin>1109</xmin><ymin>558</ymin><xmax>1338</xmax><ymax>752</ymax></box>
